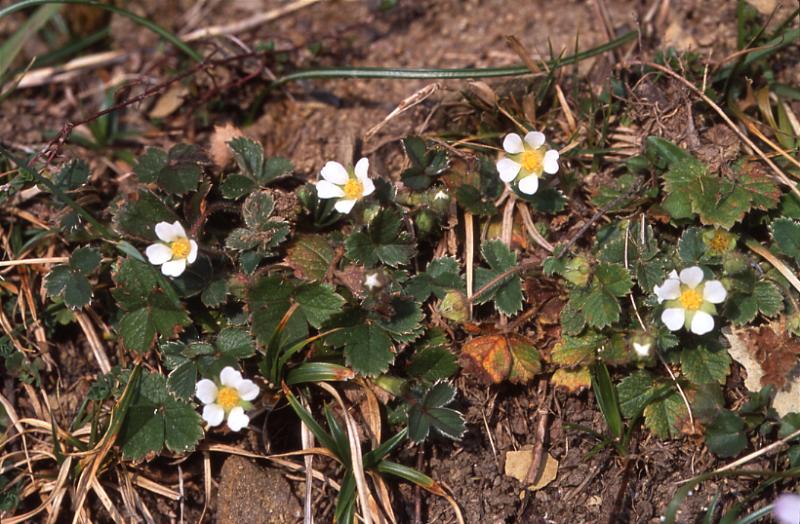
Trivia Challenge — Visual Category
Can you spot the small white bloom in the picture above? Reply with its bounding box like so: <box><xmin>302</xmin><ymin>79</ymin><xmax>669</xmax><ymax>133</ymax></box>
<box><xmin>496</xmin><ymin>131</ymin><xmax>559</xmax><ymax>195</ymax></box>
<box><xmin>434</xmin><ymin>190</ymin><xmax>449</xmax><ymax>200</ymax></box>
<box><xmin>315</xmin><ymin>157</ymin><xmax>375</xmax><ymax>214</ymax></box>
<box><xmin>195</xmin><ymin>366</ymin><xmax>259</xmax><ymax>432</ymax></box>
<box><xmin>145</xmin><ymin>221</ymin><xmax>198</xmax><ymax>277</ymax></box>
<box><xmin>364</xmin><ymin>273</ymin><xmax>381</xmax><ymax>291</ymax></box>
<box><xmin>654</xmin><ymin>266</ymin><xmax>726</xmax><ymax>335</ymax></box>
<box><xmin>774</xmin><ymin>493</ymin><xmax>800</xmax><ymax>524</ymax></box>
<box><xmin>633</xmin><ymin>342</ymin><xmax>651</xmax><ymax>358</ymax></box>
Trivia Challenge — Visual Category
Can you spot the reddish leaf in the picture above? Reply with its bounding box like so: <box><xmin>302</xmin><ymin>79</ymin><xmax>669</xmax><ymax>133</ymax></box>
<box><xmin>461</xmin><ymin>334</ymin><xmax>541</xmax><ymax>384</ymax></box>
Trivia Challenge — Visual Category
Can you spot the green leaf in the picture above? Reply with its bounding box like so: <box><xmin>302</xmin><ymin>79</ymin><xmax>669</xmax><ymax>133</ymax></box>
<box><xmin>215</xmin><ymin>328</ymin><xmax>255</xmax><ymax>358</ymax></box>
<box><xmin>407</xmin><ymin>383</ymin><xmax>464</xmax><ymax>442</ymax></box>
<box><xmin>119</xmin><ymin>309</ymin><xmax>156</xmax><ymax>353</ymax></box>
<box><xmin>228</xmin><ymin>137</ymin><xmax>264</xmax><ymax>180</ymax></box>
<box><xmin>680</xmin><ymin>345</ymin><xmax>731</xmax><ymax>385</ymax></box>
<box><xmin>752</xmin><ymin>281</ymin><xmax>783</xmax><ymax>317</ymax></box>
<box><xmin>551</xmin><ymin>333</ymin><xmax>604</xmax><ymax>368</ymax></box>
<box><xmin>400</xmin><ymin>136</ymin><xmax>449</xmax><ymax>190</ymax></box>
<box><xmin>167</xmin><ymin>360</ymin><xmax>198</xmax><ymax>400</ymax></box>
<box><xmin>617</xmin><ymin>370</ymin><xmax>655</xmax><ymax>419</ymax></box>
<box><xmin>678</xmin><ymin>227</ymin><xmax>705</xmax><ymax>264</ymax></box>
<box><xmin>455</xmin><ymin>184</ymin><xmax>497</xmax><ymax>216</ymax></box>
<box><xmin>593</xmin><ymin>262</ymin><xmax>633</xmax><ymax>296</ymax></box>
<box><xmin>643</xmin><ymin>389</ymin><xmax>687</xmax><ymax>439</ymax></box>
<box><xmin>262</xmin><ymin>157</ymin><xmax>293</xmax><ymax>184</ymax></box>
<box><xmin>473</xmin><ymin>240</ymin><xmax>523</xmax><ymax>315</ymax></box>
<box><xmin>705</xmin><ymin>410</ymin><xmax>748</xmax><ymax>458</ymax></box>
<box><xmin>242</xmin><ymin>191</ymin><xmax>276</xmax><ymax>230</ymax></box>
<box><xmin>200</xmin><ymin>278</ymin><xmax>228</xmax><ymax>307</ymax></box>
<box><xmin>134</xmin><ymin>144</ymin><xmax>203</xmax><ymax>194</ymax></box>
<box><xmin>70</xmin><ymin>247</ymin><xmax>101</xmax><ymax>274</ymax></box>
<box><xmin>45</xmin><ymin>265</ymin><xmax>93</xmax><ymax>309</ymax></box>
<box><xmin>113</xmin><ymin>190</ymin><xmax>177</xmax><ymax>241</ymax></box>
<box><xmin>285</xmin><ymin>234</ymin><xmax>334</xmax><ymax>282</ymax></box>
<box><xmin>52</xmin><ymin>159</ymin><xmax>90</xmax><ymax>192</ymax></box>
<box><xmin>294</xmin><ymin>283</ymin><xmax>346</xmax><ymax>329</ymax></box>
<box><xmin>342</xmin><ymin>323</ymin><xmax>393</xmax><ymax>377</ymax></box>
<box><xmin>220</xmin><ymin>173</ymin><xmax>257</xmax><ymax>199</ymax></box>
<box><xmin>581</xmin><ymin>262</ymin><xmax>632</xmax><ymax>329</ymax></box>
<box><xmin>407</xmin><ymin>343</ymin><xmax>458</xmax><ymax>383</ymax></box>
<box><xmin>771</xmin><ymin>218</ymin><xmax>800</xmax><ymax>264</ymax></box>
<box><xmin>345</xmin><ymin>208</ymin><xmax>415</xmax><ymax>267</ymax></box>
<box><xmin>404</xmin><ymin>257</ymin><xmax>462</xmax><ymax>301</ymax></box>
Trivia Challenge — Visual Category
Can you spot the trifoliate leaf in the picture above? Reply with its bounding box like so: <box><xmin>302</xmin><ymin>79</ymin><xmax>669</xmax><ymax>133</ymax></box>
<box><xmin>727</xmin><ymin>280</ymin><xmax>785</xmax><ymax>325</ymax></box>
<box><xmin>215</xmin><ymin>328</ymin><xmax>255</xmax><ymax>358</ymax></box>
<box><xmin>771</xmin><ymin>218</ymin><xmax>800</xmax><ymax>264</ymax></box>
<box><xmin>407</xmin><ymin>383</ymin><xmax>464</xmax><ymax>442</ymax></box>
<box><xmin>345</xmin><ymin>208</ymin><xmax>415</xmax><ymax>267</ymax></box>
<box><xmin>134</xmin><ymin>144</ymin><xmax>203</xmax><ymax>195</ymax></box>
<box><xmin>461</xmin><ymin>334</ymin><xmax>541</xmax><ymax>384</ymax></box>
<box><xmin>581</xmin><ymin>262</ymin><xmax>631</xmax><ymax>329</ymax></box>
<box><xmin>406</xmin><ymin>329</ymin><xmax>458</xmax><ymax>383</ymax></box>
<box><xmin>294</xmin><ymin>283</ymin><xmax>347</xmax><ymax>329</ymax></box>
<box><xmin>680</xmin><ymin>345</ymin><xmax>731</xmax><ymax>385</ymax></box>
<box><xmin>242</xmin><ymin>191</ymin><xmax>276</xmax><ymax>229</ymax></box>
<box><xmin>342</xmin><ymin>323</ymin><xmax>393</xmax><ymax>377</ymax></box>
<box><xmin>112</xmin><ymin>190</ymin><xmax>177</xmax><ymax>241</ymax></box>
<box><xmin>455</xmin><ymin>184</ymin><xmax>497</xmax><ymax>216</ymax></box>
<box><xmin>45</xmin><ymin>265</ymin><xmax>92</xmax><ymax>309</ymax></box>
<box><xmin>220</xmin><ymin>173</ymin><xmax>257</xmax><ymax>199</ymax></box>
<box><xmin>473</xmin><ymin>240</ymin><xmax>523</xmax><ymax>316</ymax></box>
<box><xmin>69</xmin><ymin>247</ymin><xmax>101</xmax><ymax>274</ymax></box>
<box><xmin>400</xmin><ymin>136</ymin><xmax>449</xmax><ymax>190</ymax></box>
<box><xmin>705</xmin><ymin>410</ymin><xmax>748</xmax><ymax>458</ymax></box>
<box><xmin>285</xmin><ymin>234</ymin><xmax>334</xmax><ymax>281</ymax></box>
<box><xmin>404</xmin><ymin>257</ymin><xmax>463</xmax><ymax>301</ymax></box>
<box><xmin>118</xmin><ymin>294</ymin><xmax>190</xmax><ymax>353</ymax></box>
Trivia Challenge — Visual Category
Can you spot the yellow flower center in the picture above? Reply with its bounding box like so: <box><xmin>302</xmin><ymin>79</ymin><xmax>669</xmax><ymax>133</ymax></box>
<box><xmin>709</xmin><ymin>230</ymin><xmax>729</xmax><ymax>253</ymax></box>
<box><xmin>343</xmin><ymin>178</ymin><xmax>364</xmax><ymax>200</ymax></box>
<box><xmin>170</xmin><ymin>238</ymin><xmax>191</xmax><ymax>259</ymax></box>
<box><xmin>217</xmin><ymin>386</ymin><xmax>240</xmax><ymax>411</ymax></box>
<box><xmin>520</xmin><ymin>149</ymin><xmax>544</xmax><ymax>173</ymax></box>
<box><xmin>679</xmin><ymin>288</ymin><xmax>703</xmax><ymax>311</ymax></box>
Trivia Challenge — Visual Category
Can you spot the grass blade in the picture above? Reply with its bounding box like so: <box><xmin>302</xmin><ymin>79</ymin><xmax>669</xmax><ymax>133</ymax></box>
<box><xmin>0</xmin><ymin>3</ymin><xmax>60</xmax><ymax>79</ymax></box>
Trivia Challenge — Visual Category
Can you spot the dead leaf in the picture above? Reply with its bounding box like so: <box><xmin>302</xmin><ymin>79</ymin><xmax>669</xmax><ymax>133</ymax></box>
<box><xmin>747</xmin><ymin>0</ymin><xmax>777</xmax><ymax>15</ymax></box>
<box><xmin>550</xmin><ymin>367</ymin><xmax>591</xmax><ymax>392</ymax></box>
<box><xmin>461</xmin><ymin>335</ymin><xmax>541</xmax><ymax>384</ymax></box>
<box><xmin>149</xmin><ymin>84</ymin><xmax>189</xmax><ymax>119</ymax></box>
<box><xmin>504</xmin><ymin>446</ymin><xmax>559</xmax><ymax>490</ymax></box>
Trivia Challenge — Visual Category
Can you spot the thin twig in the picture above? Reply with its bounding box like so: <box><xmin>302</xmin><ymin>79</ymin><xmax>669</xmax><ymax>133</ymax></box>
<box><xmin>524</xmin><ymin>379</ymin><xmax>551</xmax><ymax>483</ymax></box>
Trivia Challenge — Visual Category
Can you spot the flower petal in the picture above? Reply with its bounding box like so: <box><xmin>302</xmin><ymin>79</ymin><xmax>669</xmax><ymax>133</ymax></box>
<box><xmin>321</xmin><ymin>161</ymin><xmax>349</xmax><ymax>185</ymax></box>
<box><xmin>633</xmin><ymin>342</ymin><xmax>651</xmax><ymax>357</ymax></box>
<box><xmin>315</xmin><ymin>180</ymin><xmax>345</xmax><ymax>199</ymax></box>
<box><xmin>661</xmin><ymin>307</ymin><xmax>686</xmax><ymax>331</ymax></box>
<box><xmin>502</xmin><ymin>133</ymin><xmax>524</xmax><ymax>154</ymax></box>
<box><xmin>220</xmin><ymin>366</ymin><xmax>243</xmax><ymax>388</ymax></box>
<box><xmin>523</xmin><ymin>131</ymin><xmax>545</xmax><ymax>149</ymax></box>
<box><xmin>679</xmin><ymin>266</ymin><xmax>704</xmax><ymax>288</ymax></box>
<box><xmin>146</xmin><ymin>243</ymin><xmax>172</xmax><ymax>265</ymax></box>
<box><xmin>690</xmin><ymin>310</ymin><xmax>715</xmax><ymax>335</ymax></box>
<box><xmin>187</xmin><ymin>240</ymin><xmax>199</xmax><ymax>264</ymax></box>
<box><xmin>171</xmin><ymin>221</ymin><xmax>187</xmax><ymax>239</ymax></box>
<box><xmin>354</xmin><ymin>157</ymin><xmax>369</xmax><ymax>179</ymax></box>
<box><xmin>155</xmin><ymin>221</ymin><xmax>179</xmax><ymax>242</ymax></box>
<box><xmin>703</xmin><ymin>280</ymin><xmax>727</xmax><ymax>304</ymax></box>
<box><xmin>334</xmin><ymin>199</ymin><xmax>357</xmax><ymax>214</ymax></box>
<box><xmin>496</xmin><ymin>158</ymin><xmax>521</xmax><ymax>182</ymax></box>
<box><xmin>195</xmin><ymin>379</ymin><xmax>218</xmax><ymax>404</ymax></box>
<box><xmin>161</xmin><ymin>258</ymin><xmax>187</xmax><ymax>277</ymax></box>
<box><xmin>517</xmin><ymin>174</ymin><xmax>539</xmax><ymax>195</ymax></box>
<box><xmin>774</xmin><ymin>494</ymin><xmax>800</xmax><ymax>524</ymax></box>
<box><xmin>360</xmin><ymin>176</ymin><xmax>375</xmax><ymax>197</ymax></box>
<box><xmin>669</xmin><ymin>270</ymin><xmax>679</xmax><ymax>279</ymax></box>
<box><xmin>543</xmin><ymin>149</ymin><xmax>560</xmax><ymax>174</ymax></box>
<box><xmin>654</xmin><ymin>278</ymin><xmax>681</xmax><ymax>303</ymax></box>
<box><xmin>237</xmin><ymin>379</ymin><xmax>260</xmax><ymax>401</ymax></box>
<box><xmin>202</xmin><ymin>404</ymin><xmax>225</xmax><ymax>427</ymax></box>
<box><xmin>226</xmin><ymin>406</ymin><xmax>250</xmax><ymax>432</ymax></box>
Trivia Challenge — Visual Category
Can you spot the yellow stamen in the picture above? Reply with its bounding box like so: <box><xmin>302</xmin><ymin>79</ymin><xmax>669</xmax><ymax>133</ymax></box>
<box><xmin>520</xmin><ymin>149</ymin><xmax>544</xmax><ymax>173</ymax></box>
<box><xmin>217</xmin><ymin>386</ymin><xmax>240</xmax><ymax>411</ymax></box>
<box><xmin>343</xmin><ymin>178</ymin><xmax>364</xmax><ymax>200</ymax></box>
<box><xmin>709</xmin><ymin>230</ymin><xmax>729</xmax><ymax>253</ymax></box>
<box><xmin>679</xmin><ymin>288</ymin><xmax>703</xmax><ymax>311</ymax></box>
<box><xmin>170</xmin><ymin>238</ymin><xmax>191</xmax><ymax>259</ymax></box>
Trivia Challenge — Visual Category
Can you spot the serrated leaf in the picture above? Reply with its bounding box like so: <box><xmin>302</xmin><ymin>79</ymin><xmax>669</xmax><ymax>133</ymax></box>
<box><xmin>70</xmin><ymin>246</ymin><xmax>101</xmax><ymax>274</ymax></box>
<box><xmin>117</xmin><ymin>293</ymin><xmax>190</xmax><ymax>354</ymax></box>
<box><xmin>200</xmin><ymin>278</ymin><xmax>228</xmax><ymax>307</ymax></box>
<box><xmin>617</xmin><ymin>370</ymin><xmax>655</xmax><ymax>419</ymax></box>
<box><xmin>227</xmin><ymin>137</ymin><xmax>264</xmax><ymax>180</ymax></box>
<box><xmin>643</xmin><ymin>390</ymin><xmax>687</xmax><ymax>439</ymax></box>
<box><xmin>113</xmin><ymin>190</ymin><xmax>177</xmax><ymax>241</ymax></box>
<box><xmin>215</xmin><ymin>328</ymin><xmax>255</xmax><ymax>358</ymax></box>
<box><xmin>53</xmin><ymin>159</ymin><xmax>89</xmax><ymax>191</ymax></box>
<box><xmin>550</xmin><ymin>367</ymin><xmax>592</xmax><ymax>391</ymax></box>
<box><xmin>242</xmin><ymin>191</ymin><xmax>276</xmax><ymax>230</ymax></box>
<box><xmin>167</xmin><ymin>360</ymin><xmax>197</xmax><ymax>399</ymax></box>
<box><xmin>678</xmin><ymin>227</ymin><xmax>705</xmax><ymax>264</ymax></box>
<box><xmin>134</xmin><ymin>144</ymin><xmax>203</xmax><ymax>194</ymax></box>
<box><xmin>345</xmin><ymin>208</ymin><xmax>415</xmax><ymax>267</ymax></box>
<box><xmin>404</xmin><ymin>257</ymin><xmax>462</xmax><ymax>301</ymax></box>
<box><xmin>560</xmin><ymin>292</ymin><xmax>587</xmax><ymax>335</ymax></box>
<box><xmin>752</xmin><ymin>280</ymin><xmax>783</xmax><ymax>317</ymax></box>
<box><xmin>45</xmin><ymin>265</ymin><xmax>93</xmax><ymax>309</ymax></box>
<box><xmin>342</xmin><ymin>323</ymin><xmax>393</xmax><ymax>377</ymax></box>
<box><xmin>285</xmin><ymin>234</ymin><xmax>334</xmax><ymax>282</ymax></box>
<box><xmin>295</xmin><ymin>283</ymin><xmax>346</xmax><ymax>329</ymax></box>
<box><xmin>134</xmin><ymin>147</ymin><xmax>167</xmax><ymax>183</ymax></box>
<box><xmin>408</xmin><ymin>383</ymin><xmax>464</xmax><ymax>442</ymax></box>
<box><xmin>262</xmin><ymin>157</ymin><xmax>293</xmax><ymax>184</ymax></box>
<box><xmin>455</xmin><ymin>184</ymin><xmax>497</xmax><ymax>216</ymax></box>
<box><xmin>680</xmin><ymin>345</ymin><xmax>731</xmax><ymax>385</ymax></box>
<box><xmin>705</xmin><ymin>410</ymin><xmax>748</xmax><ymax>458</ymax></box>
<box><xmin>461</xmin><ymin>334</ymin><xmax>541</xmax><ymax>384</ymax></box>
<box><xmin>220</xmin><ymin>173</ymin><xmax>257</xmax><ymax>199</ymax></box>
<box><xmin>374</xmin><ymin>297</ymin><xmax>424</xmax><ymax>343</ymax></box>
<box><xmin>473</xmin><ymin>240</ymin><xmax>523</xmax><ymax>315</ymax></box>
<box><xmin>582</xmin><ymin>289</ymin><xmax>622</xmax><ymax>329</ymax></box>
<box><xmin>551</xmin><ymin>333</ymin><xmax>604</xmax><ymax>368</ymax></box>
<box><xmin>407</xmin><ymin>345</ymin><xmax>458</xmax><ymax>383</ymax></box>
<box><xmin>772</xmin><ymin>218</ymin><xmax>800</xmax><ymax>264</ymax></box>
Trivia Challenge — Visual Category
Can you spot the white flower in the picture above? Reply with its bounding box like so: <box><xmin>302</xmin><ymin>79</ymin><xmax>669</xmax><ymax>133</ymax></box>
<box><xmin>315</xmin><ymin>157</ymin><xmax>375</xmax><ymax>214</ymax></box>
<box><xmin>496</xmin><ymin>131</ymin><xmax>559</xmax><ymax>195</ymax></box>
<box><xmin>775</xmin><ymin>494</ymin><xmax>800</xmax><ymax>524</ymax></box>
<box><xmin>364</xmin><ymin>272</ymin><xmax>381</xmax><ymax>291</ymax></box>
<box><xmin>633</xmin><ymin>342</ymin><xmax>651</xmax><ymax>358</ymax></box>
<box><xmin>145</xmin><ymin>221</ymin><xmax>198</xmax><ymax>277</ymax></box>
<box><xmin>195</xmin><ymin>366</ymin><xmax>260</xmax><ymax>432</ymax></box>
<box><xmin>434</xmin><ymin>190</ymin><xmax>449</xmax><ymax>200</ymax></box>
<box><xmin>654</xmin><ymin>266</ymin><xmax>726</xmax><ymax>335</ymax></box>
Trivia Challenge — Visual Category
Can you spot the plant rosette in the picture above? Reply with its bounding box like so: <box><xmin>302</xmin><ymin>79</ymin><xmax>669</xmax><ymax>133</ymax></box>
<box><xmin>145</xmin><ymin>221</ymin><xmax>199</xmax><ymax>277</ymax></box>
<box><xmin>195</xmin><ymin>367</ymin><xmax>260</xmax><ymax>432</ymax></box>
<box><xmin>495</xmin><ymin>131</ymin><xmax>559</xmax><ymax>195</ymax></box>
<box><xmin>315</xmin><ymin>157</ymin><xmax>375</xmax><ymax>214</ymax></box>
<box><xmin>654</xmin><ymin>266</ymin><xmax>727</xmax><ymax>335</ymax></box>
